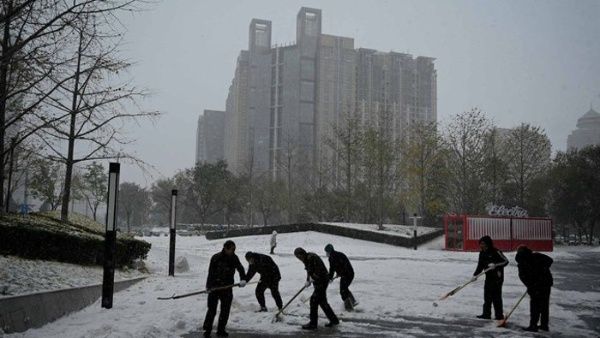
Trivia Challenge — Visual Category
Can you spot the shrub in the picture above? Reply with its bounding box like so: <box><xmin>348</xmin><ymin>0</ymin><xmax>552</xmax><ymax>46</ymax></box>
<box><xmin>0</xmin><ymin>214</ymin><xmax>150</xmax><ymax>267</ymax></box>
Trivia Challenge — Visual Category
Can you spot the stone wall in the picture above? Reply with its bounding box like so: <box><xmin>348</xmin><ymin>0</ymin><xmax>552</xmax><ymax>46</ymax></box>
<box><xmin>0</xmin><ymin>277</ymin><xmax>146</xmax><ymax>334</ymax></box>
<box><xmin>205</xmin><ymin>223</ymin><xmax>443</xmax><ymax>248</ymax></box>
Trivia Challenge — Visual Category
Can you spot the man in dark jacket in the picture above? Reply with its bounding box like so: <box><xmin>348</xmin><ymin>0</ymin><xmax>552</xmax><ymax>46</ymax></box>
<box><xmin>324</xmin><ymin>244</ymin><xmax>357</xmax><ymax>310</ymax></box>
<box><xmin>515</xmin><ymin>245</ymin><xmax>553</xmax><ymax>332</ymax></box>
<box><xmin>473</xmin><ymin>235</ymin><xmax>509</xmax><ymax>320</ymax></box>
<box><xmin>244</xmin><ymin>251</ymin><xmax>283</xmax><ymax>312</ymax></box>
<box><xmin>203</xmin><ymin>240</ymin><xmax>246</xmax><ymax>338</ymax></box>
<box><xmin>294</xmin><ymin>247</ymin><xmax>339</xmax><ymax>330</ymax></box>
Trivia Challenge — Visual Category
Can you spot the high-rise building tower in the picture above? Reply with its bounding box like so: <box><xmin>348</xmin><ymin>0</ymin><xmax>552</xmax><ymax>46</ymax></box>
<box><xmin>567</xmin><ymin>107</ymin><xmax>600</xmax><ymax>150</ymax></box>
<box><xmin>196</xmin><ymin>109</ymin><xmax>225</xmax><ymax>164</ymax></box>
<box><xmin>221</xmin><ymin>7</ymin><xmax>437</xmax><ymax>181</ymax></box>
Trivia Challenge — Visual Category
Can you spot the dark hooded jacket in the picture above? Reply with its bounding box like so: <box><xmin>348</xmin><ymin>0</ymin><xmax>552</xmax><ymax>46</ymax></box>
<box><xmin>245</xmin><ymin>252</ymin><xmax>281</xmax><ymax>283</ymax></box>
<box><xmin>515</xmin><ymin>246</ymin><xmax>553</xmax><ymax>294</ymax></box>
<box><xmin>206</xmin><ymin>250</ymin><xmax>246</xmax><ymax>289</ymax></box>
<box><xmin>328</xmin><ymin>250</ymin><xmax>354</xmax><ymax>280</ymax></box>
<box><xmin>303</xmin><ymin>252</ymin><xmax>330</xmax><ymax>285</ymax></box>
<box><xmin>473</xmin><ymin>236</ymin><xmax>509</xmax><ymax>282</ymax></box>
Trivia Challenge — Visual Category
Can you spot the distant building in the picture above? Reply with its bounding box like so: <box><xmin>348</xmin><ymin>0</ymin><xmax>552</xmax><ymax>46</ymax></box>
<box><xmin>195</xmin><ymin>110</ymin><xmax>225</xmax><ymax>164</ymax></box>
<box><xmin>567</xmin><ymin>107</ymin><xmax>600</xmax><ymax>150</ymax></box>
<box><xmin>221</xmin><ymin>7</ymin><xmax>437</xmax><ymax>181</ymax></box>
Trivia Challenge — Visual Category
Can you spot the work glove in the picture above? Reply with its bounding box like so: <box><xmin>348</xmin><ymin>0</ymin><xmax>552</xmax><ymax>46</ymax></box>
<box><xmin>470</xmin><ymin>276</ymin><xmax>478</xmax><ymax>282</ymax></box>
<box><xmin>487</xmin><ymin>263</ymin><xmax>496</xmax><ymax>269</ymax></box>
<box><xmin>305</xmin><ymin>280</ymin><xmax>312</xmax><ymax>288</ymax></box>
<box><xmin>239</xmin><ymin>280</ymin><xmax>247</xmax><ymax>287</ymax></box>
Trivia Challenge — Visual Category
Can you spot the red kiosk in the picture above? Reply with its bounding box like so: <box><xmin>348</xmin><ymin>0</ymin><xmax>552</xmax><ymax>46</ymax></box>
<box><xmin>444</xmin><ymin>214</ymin><xmax>553</xmax><ymax>252</ymax></box>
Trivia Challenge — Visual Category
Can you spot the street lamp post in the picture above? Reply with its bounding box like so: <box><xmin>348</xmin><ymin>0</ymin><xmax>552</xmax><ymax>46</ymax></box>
<box><xmin>102</xmin><ymin>163</ymin><xmax>120</xmax><ymax>309</ymax></box>
<box><xmin>410</xmin><ymin>213</ymin><xmax>422</xmax><ymax>250</ymax></box>
<box><xmin>168</xmin><ymin>189</ymin><xmax>178</xmax><ymax>276</ymax></box>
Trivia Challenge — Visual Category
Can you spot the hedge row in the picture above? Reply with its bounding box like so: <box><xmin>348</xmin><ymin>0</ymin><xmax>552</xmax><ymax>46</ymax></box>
<box><xmin>0</xmin><ymin>223</ymin><xmax>151</xmax><ymax>267</ymax></box>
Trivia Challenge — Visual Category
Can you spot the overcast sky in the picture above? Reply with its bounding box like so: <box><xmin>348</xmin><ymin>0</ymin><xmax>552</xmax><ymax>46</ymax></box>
<box><xmin>116</xmin><ymin>0</ymin><xmax>600</xmax><ymax>185</ymax></box>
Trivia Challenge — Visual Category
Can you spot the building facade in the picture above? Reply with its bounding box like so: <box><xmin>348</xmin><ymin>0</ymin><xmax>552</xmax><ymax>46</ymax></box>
<box><xmin>222</xmin><ymin>7</ymin><xmax>437</xmax><ymax>181</ymax></box>
<box><xmin>195</xmin><ymin>109</ymin><xmax>225</xmax><ymax>164</ymax></box>
<box><xmin>567</xmin><ymin>107</ymin><xmax>600</xmax><ymax>150</ymax></box>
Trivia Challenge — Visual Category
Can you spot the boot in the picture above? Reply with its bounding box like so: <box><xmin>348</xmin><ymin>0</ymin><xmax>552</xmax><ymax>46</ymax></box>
<box><xmin>538</xmin><ymin>325</ymin><xmax>549</xmax><ymax>331</ymax></box>
<box><xmin>344</xmin><ymin>298</ymin><xmax>354</xmax><ymax>311</ymax></box>
<box><xmin>476</xmin><ymin>314</ymin><xmax>491</xmax><ymax>319</ymax></box>
<box><xmin>216</xmin><ymin>330</ymin><xmax>229</xmax><ymax>337</ymax></box>
<box><xmin>302</xmin><ymin>323</ymin><xmax>317</xmax><ymax>330</ymax></box>
<box><xmin>522</xmin><ymin>326</ymin><xmax>538</xmax><ymax>332</ymax></box>
<box><xmin>256</xmin><ymin>306</ymin><xmax>268</xmax><ymax>312</ymax></box>
<box><xmin>325</xmin><ymin>319</ymin><xmax>339</xmax><ymax>328</ymax></box>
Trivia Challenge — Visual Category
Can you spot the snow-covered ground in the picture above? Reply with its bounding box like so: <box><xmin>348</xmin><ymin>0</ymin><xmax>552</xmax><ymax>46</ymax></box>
<box><xmin>5</xmin><ymin>233</ymin><xmax>600</xmax><ymax>337</ymax></box>
<box><xmin>0</xmin><ymin>256</ymin><xmax>144</xmax><ymax>297</ymax></box>
<box><xmin>321</xmin><ymin>222</ymin><xmax>439</xmax><ymax>238</ymax></box>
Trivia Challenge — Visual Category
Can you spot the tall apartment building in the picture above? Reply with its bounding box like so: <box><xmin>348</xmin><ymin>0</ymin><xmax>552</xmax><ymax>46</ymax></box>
<box><xmin>567</xmin><ymin>107</ymin><xmax>600</xmax><ymax>150</ymax></box>
<box><xmin>223</xmin><ymin>7</ymin><xmax>437</xmax><ymax>181</ymax></box>
<box><xmin>195</xmin><ymin>109</ymin><xmax>225</xmax><ymax>164</ymax></box>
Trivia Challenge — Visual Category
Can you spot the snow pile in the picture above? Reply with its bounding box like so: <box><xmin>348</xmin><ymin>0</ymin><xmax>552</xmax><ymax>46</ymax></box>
<box><xmin>175</xmin><ymin>256</ymin><xmax>190</xmax><ymax>273</ymax></box>
<box><xmin>5</xmin><ymin>232</ymin><xmax>599</xmax><ymax>337</ymax></box>
<box><xmin>0</xmin><ymin>256</ymin><xmax>145</xmax><ymax>297</ymax></box>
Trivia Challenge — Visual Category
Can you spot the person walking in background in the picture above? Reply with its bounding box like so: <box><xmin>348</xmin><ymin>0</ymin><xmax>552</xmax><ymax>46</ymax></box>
<box><xmin>515</xmin><ymin>245</ymin><xmax>553</xmax><ymax>332</ymax></box>
<box><xmin>244</xmin><ymin>251</ymin><xmax>283</xmax><ymax>312</ymax></box>
<box><xmin>294</xmin><ymin>247</ymin><xmax>339</xmax><ymax>330</ymax></box>
<box><xmin>324</xmin><ymin>244</ymin><xmax>357</xmax><ymax>310</ymax></box>
<box><xmin>270</xmin><ymin>230</ymin><xmax>277</xmax><ymax>254</ymax></box>
<box><xmin>473</xmin><ymin>235</ymin><xmax>509</xmax><ymax>321</ymax></box>
<box><xmin>203</xmin><ymin>240</ymin><xmax>246</xmax><ymax>338</ymax></box>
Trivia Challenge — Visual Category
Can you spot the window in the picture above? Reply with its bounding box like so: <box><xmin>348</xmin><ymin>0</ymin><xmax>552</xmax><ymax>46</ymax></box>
<box><xmin>301</xmin><ymin>81</ymin><xmax>314</xmax><ymax>101</ymax></box>
<box><xmin>299</xmin><ymin>123</ymin><xmax>314</xmax><ymax>146</ymax></box>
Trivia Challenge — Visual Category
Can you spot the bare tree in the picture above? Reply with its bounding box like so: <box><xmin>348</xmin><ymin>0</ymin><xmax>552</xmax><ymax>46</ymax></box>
<box><xmin>29</xmin><ymin>156</ymin><xmax>64</xmax><ymax>210</ymax></box>
<box><xmin>277</xmin><ymin>133</ymin><xmax>297</xmax><ymax>223</ymax></box>
<box><xmin>502</xmin><ymin>123</ymin><xmax>551</xmax><ymax>210</ymax></box>
<box><xmin>362</xmin><ymin>124</ymin><xmax>397</xmax><ymax>229</ymax></box>
<box><xmin>400</xmin><ymin>121</ymin><xmax>448</xmax><ymax>222</ymax></box>
<box><xmin>149</xmin><ymin>177</ymin><xmax>175</xmax><ymax>225</ymax></box>
<box><xmin>36</xmin><ymin>10</ymin><xmax>158</xmax><ymax>221</ymax></box>
<box><xmin>254</xmin><ymin>176</ymin><xmax>285</xmax><ymax>226</ymax></box>
<box><xmin>326</xmin><ymin>111</ymin><xmax>363</xmax><ymax>221</ymax></box>
<box><xmin>445</xmin><ymin>108</ymin><xmax>492</xmax><ymax>214</ymax></box>
<box><xmin>118</xmin><ymin>181</ymin><xmax>150</xmax><ymax>232</ymax></box>
<box><xmin>80</xmin><ymin>161</ymin><xmax>106</xmax><ymax>220</ymax></box>
<box><xmin>482</xmin><ymin>127</ymin><xmax>508</xmax><ymax>205</ymax></box>
<box><xmin>0</xmin><ymin>0</ymin><xmax>143</xmax><ymax>212</ymax></box>
<box><xmin>180</xmin><ymin>161</ymin><xmax>230</xmax><ymax>226</ymax></box>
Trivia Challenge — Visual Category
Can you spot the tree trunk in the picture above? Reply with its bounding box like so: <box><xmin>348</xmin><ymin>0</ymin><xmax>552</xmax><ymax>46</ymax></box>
<box><xmin>60</xmin><ymin>29</ymin><xmax>83</xmax><ymax>222</ymax></box>
<box><xmin>0</xmin><ymin>1</ymin><xmax>13</xmax><ymax>213</ymax></box>
<box><xmin>378</xmin><ymin>153</ymin><xmax>384</xmax><ymax>230</ymax></box>
<box><xmin>287</xmin><ymin>151</ymin><xmax>292</xmax><ymax>223</ymax></box>
<box><xmin>93</xmin><ymin>204</ymin><xmax>98</xmax><ymax>221</ymax></box>
<box><xmin>346</xmin><ymin>143</ymin><xmax>351</xmax><ymax>222</ymax></box>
